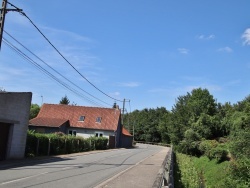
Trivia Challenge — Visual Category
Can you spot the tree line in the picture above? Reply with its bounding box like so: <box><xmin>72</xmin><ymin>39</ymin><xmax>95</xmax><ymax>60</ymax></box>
<box><xmin>123</xmin><ymin>88</ymin><xmax>250</xmax><ymax>186</ymax></box>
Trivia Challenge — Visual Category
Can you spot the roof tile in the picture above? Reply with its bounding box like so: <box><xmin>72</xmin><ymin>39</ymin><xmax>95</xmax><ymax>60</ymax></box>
<box><xmin>29</xmin><ymin>104</ymin><xmax>121</xmax><ymax>131</ymax></box>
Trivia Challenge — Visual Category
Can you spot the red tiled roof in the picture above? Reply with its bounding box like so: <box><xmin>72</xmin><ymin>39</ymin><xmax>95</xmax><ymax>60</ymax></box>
<box><xmin>29</xmin><ymin>117</ymin><xmax>68</xmax><ymax>127</ymax></box>
<box><xmin>29</xmin><ymin>104</ymin><xmax>121</xmax><ymax>131</ymax></box>
<box><xmin>122</xmin><ymin>127</ymin><xmax>132</xmax><ymax>136</ymax></box>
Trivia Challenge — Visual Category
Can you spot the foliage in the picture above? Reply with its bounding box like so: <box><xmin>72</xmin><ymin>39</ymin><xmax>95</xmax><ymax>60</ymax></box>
<box><xmin>229</xmin><ymin>127</ymin><xmax>250</xmax><ymax>186</ymax></box>
<box><xmin>122</xmin><ymin>87</ymin><xmax>250</xmax><ymax>185</ymax></box>
<box><xmin>29</xmin><ymin>104</ymin><xmax>40</xmax><ymax>119</ymax></box>
<box><xmin>123</xmin><ymin>107</ymin><xmax>168</xmax><ymax>143</ymax></box>
<box><xmin>59</xmin><ymin>95</ymin><xmax>70</xmax><ymax>105</ymax></box>
<box><xmin>193</xmin><ymin>156</ymin><xmax>230</xmax><ymax>187</ymax></box>
<box><xmin>174</xmin><ymin>152</ymin><xmax>200</xmax><ymax>188</ymax></box>
<box><xmin>25</xmin><ymin>131</ymin><xmax>108</xmax><ymax>157</ymax></box>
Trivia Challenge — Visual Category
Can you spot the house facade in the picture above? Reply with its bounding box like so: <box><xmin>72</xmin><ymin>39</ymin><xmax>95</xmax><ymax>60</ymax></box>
<box><xmin>29</xmin><ymin>103</ymin><xmax>132</xmax><ymax>148</ymax></box>
<box><xmin>0</xmin><ymin>92</ymin><xmax>32</xmax><ymax>160</ymax></box>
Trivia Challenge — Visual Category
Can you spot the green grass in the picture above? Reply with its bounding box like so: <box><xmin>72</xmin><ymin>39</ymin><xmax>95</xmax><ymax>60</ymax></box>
<box><xmin>175</xmin><ymin>152</ymin><xmax>231</xmax><ymax>188</ymax></box>
<box><xmin>193</xmin><ymin>156</ymin><xmax>230</xmax><ymax>188</ymax></box>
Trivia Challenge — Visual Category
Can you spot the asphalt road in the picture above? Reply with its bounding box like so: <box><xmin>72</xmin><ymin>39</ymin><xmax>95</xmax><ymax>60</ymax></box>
<box><xmin>0</xmin><ymin>144</ymin><xmax>164</xmax><ymax>188</ymax></box>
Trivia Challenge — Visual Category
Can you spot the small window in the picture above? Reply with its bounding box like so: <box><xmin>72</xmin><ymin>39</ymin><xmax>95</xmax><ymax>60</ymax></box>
<box><xmin>68</xmin><ymin>130</ymin><xmax>76</xmax><ymax>136</ymax></box>
<box><xmin>95</xmin><ymin>132</ymin><xmax>104</xmax><ymax>137</ymax></box>
<box><xmin>79</xmin><ymin>116</ymin><xmax>85</xmax><ymax>121</ymax></box>
<box><xmin>96</xmin><ymin>117</ymin><xmax>102</xmax><ymax>123</ymax></box>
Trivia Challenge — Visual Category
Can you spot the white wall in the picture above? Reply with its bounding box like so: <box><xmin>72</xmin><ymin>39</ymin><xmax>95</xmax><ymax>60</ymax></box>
<box><xmin>67</xmin><ymin>128</ymin><xmax>115</xmax><ymax>138</ymax></box>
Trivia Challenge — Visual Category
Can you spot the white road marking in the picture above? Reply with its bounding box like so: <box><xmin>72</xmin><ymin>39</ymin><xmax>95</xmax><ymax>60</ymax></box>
<box><xmin>0</xmin><ymin>171</ymin><xmax>49</xmax><ymax>185</ymax></box>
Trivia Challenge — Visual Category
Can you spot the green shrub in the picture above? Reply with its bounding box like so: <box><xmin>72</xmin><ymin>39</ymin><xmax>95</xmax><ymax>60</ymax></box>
<box><xmin>210</xmin><ymin>144</ymin><xmax>228</xmax><ymax>162</ymax></box>
<box><xmin>25</xmin><ymin>131</ymin><xmax>108</xmax><ymax>157</ymax></box>
<box><xmin>198</xmin><ymin>139</ymin><xmax>218</xmax><ymax>158</ymax></box>
<box><xmin>174</xmin><ymin>152</ymin><xmax>200</xmax><ymax>187</ymax></box>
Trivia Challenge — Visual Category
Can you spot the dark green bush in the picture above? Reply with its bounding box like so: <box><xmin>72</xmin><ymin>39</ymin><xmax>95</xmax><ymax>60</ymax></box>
<box><xmin>25</xmin><ymin>131</ymin><xmax>108</xmax><ymax>157</ymax></box>
<box><xmin>210</xmin><ymin>144</ymin><xmax>228</xmax><ymax>162</ymax></box>
<box><xmin>198</xmin><ymin>139</ymin><xmax>218</xmax><ymax>158</ymax></box>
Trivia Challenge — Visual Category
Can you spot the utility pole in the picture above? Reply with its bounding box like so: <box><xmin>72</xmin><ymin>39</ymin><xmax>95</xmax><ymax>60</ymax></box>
<box><xmin>0</xmin><ymin>0</ymin><xmax>7</xmax><ymax>50</ymax></box>
<box><xmin>122</xmin><ymin>98</ymin><xmax>126</xmax><ymax>125</ymax></box>
<box><xmin>0</xmin><ymin>0</ymin><xmax>23</xmax><ymax>50</ymax></box>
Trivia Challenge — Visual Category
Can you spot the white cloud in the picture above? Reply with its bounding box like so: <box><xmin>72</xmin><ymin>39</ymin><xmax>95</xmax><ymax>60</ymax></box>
<box><xmin>178</xmin><ymin>48</ymin><xmax>189</xmax><ymax>54</ymax></box>
<box><xmin>117</xmin><ymin>82</ymin><xmax>140</xmax><ymax>87</ymax></box>
<box><xmin>197</xmin><ymin>34</ymin><xmax>215</xmax><ymax>40</ymax></box>
<box><xmin>111</xmin><ymin>92</ymin><xmax>120</xmax><ymax>97</ymax></box>
<box><xmin>217</xmin><ymin>47</ymin><xmax>233</xmax><ymax>53</ymax></box>
<box><xmin>242</xmin><ymin>28</ymin><xmax>250</xmax><ymax>45</ymax></box>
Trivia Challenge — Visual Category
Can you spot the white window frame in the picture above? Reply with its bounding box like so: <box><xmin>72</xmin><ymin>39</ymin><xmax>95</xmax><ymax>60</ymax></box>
<box><xmin>95</xmin><ymin>132</ymin><xmax>104</xmax><ymax>137</ymax></box>
<box><xmin>96</xmin><ymin>117</ymin><xmax>102</xmax><ymax>123</ymax></box>
<box><xmin>68</xmin><ymin>130</ymin><xmax>77</xmax><ymax>136</ymax></box>
<box><xmin>78</xmin><ymin>116</ymin><xmax>85</xmax><ymax>122</ymax></box>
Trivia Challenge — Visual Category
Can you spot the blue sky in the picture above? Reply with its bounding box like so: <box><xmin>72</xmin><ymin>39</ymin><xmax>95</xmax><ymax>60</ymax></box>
<box><xmin>1</xmin><ymin>0</ymin><xmax>250</xmax><ymax>111</ymax></box>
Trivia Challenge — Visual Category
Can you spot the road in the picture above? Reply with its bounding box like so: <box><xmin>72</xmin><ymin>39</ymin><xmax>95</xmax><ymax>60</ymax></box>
<box><xmin>0</xmin><ymin>144</ymin><xmax>166</xmax><ymax>188</ymax></box>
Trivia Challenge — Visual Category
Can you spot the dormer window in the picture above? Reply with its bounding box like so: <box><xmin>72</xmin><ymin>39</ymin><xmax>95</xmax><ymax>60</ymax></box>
<box><xmin>96</xmin><ymin>117</ymin><xmax>102</xmax><ymax>123</ymax></box>
<box><xmin>79</xmin><ymin>116</ymin><xmax>85</xmax><ymax>121</ymax></box>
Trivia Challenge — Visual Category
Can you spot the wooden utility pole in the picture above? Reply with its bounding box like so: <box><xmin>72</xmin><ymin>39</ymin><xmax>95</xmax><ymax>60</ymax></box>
<box><xmin>0</xmin><ymin>0</ymin><xmax>23</xmax><ymax>50</ymax></box>
<box><xmin>122</xmin><ymin>98</ymin><xmax>126</xmax><ymax>125</ymax></box>
<box><xmin>0</xmin><ymin>0</ymin><xmax>7</xmax><ymax>50</ymax></box>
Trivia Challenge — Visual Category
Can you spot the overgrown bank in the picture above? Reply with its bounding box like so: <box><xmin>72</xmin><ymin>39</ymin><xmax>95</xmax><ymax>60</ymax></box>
<box><xmin>124</xmin><ymin>88</ymin><xmax>250</xmax><ymax>187</ymax></box>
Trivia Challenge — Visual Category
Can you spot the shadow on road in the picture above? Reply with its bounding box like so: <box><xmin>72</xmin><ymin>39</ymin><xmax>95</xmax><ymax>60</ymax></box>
<box><xmin>0</xmin><ymin>156</ymin><xmax>74</xmax><ymax>170</ymax></box>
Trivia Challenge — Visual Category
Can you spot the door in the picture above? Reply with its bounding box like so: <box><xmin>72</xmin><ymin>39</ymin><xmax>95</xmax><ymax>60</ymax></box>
<box><xmin>0</xmin><ymin>123</ymin><xmax>10</xmax><ymax>160</ymax></box>
<box><xmin>109</xmin><ymin>136</ymin><xmax>115</xmax><ymax>149</ymax></box>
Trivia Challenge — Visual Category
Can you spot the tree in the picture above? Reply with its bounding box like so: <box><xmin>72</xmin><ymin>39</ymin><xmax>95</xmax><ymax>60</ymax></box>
<box><xmin>169</xmin><ymin>88</ymin><xmax>219</xmax><ymax>154</ymax></box>
<box><xmin>29</xmin><ymin>104</ymin><xmax>40</xmax><ymax>119</ymax></box>
<box><xmin>59</xmin><ymin>95</ymin><xmax>70</xmax><ymax>105</ymax></box>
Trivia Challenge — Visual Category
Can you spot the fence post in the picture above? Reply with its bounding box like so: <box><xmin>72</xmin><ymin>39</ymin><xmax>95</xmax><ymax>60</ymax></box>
<box><xmin>77</xmin><ymin>139</ymin><xmax>80</xmax><ymax>152</ymax></box>
<box><xmin>36</xmin><ymin>138</ymin><xmax>39</xmax><ymax>156</ymax></box>
<box><xmin>64</xmin><ymin>139</ymin><xmax>66</xmax><ymax>154</ymax></box>
<box><xmin>47</xmin><ymin>138</ymin><xmax>51</xmax><ymax>156</ymax></box>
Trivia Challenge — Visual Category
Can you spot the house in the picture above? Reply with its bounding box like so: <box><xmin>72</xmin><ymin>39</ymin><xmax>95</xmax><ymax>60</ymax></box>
<box><xmin>0</xmin><ymin>92</ymin><xmax>32</xmax><ymax>161</ymax></box>
<box><xmin>29</xmin><ymin>103</ymin><xmax>133</xmax><ymax>148</ymax></box>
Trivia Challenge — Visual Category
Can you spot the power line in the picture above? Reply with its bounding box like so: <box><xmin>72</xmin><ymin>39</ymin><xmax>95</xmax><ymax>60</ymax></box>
<box><xmin>16</xmin><ymin>10</ymin><xmax>123</xmax><ymax>103</ymax></box>
<box><xmin>2</xmin><ymin>37</ymin><xmax>108</xmax><ymax>107</ymax></box>
<box><xmin>3</xmin><ymin>30</ymin><xmax>112</xmax><ymax>107</ymax></box>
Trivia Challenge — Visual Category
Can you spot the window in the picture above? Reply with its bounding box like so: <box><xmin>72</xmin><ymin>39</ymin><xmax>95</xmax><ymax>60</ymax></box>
<box><xmin>96</xmin><ymin>117</ymin><xmax>102</xmax><ymax>123</ymax></box>
<box><xmin>68</xmin><ymin>130</ymin><xmax>76</xmax><ymax>136</ymax></box>
<box><xmin>95</xmin><ymin>132</ymin><xmax>104</xmax><ymax>137</ymax></box>
<box><xmin>79</xmin><ymin>116</ymin><xmax>85</xmax><ymax>121</ymax></box>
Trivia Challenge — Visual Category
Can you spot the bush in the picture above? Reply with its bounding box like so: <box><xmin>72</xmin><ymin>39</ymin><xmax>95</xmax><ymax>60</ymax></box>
<box><xmin>25</xmin><ymin>131</ymin><xmax>108</xmax><ymax>157</ymax></box>
<box><xmin>174</xmin><ymin>152</ymin><xmax>200</xmax><ymax>187</ymax></box>
<box><xmin>210</xmin><ymin>144</ymin><xmax>228</xmax><ymax>162</ymax></box>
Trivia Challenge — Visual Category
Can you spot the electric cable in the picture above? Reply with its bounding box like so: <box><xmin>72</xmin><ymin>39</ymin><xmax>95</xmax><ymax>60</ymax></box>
<box><xmin>4</xmin><ymin>30</ymin><xmax>112</xmax><ymax>107</ymax></box>
<box><xmin>16</xmin><ymin>9</ymin><xmax>123</xmax><ymax>102</ymax></box>
<box><xmin>2</xmin><ymin>37</ymin><xmax>107</xmax><ymax>107</ymax></box>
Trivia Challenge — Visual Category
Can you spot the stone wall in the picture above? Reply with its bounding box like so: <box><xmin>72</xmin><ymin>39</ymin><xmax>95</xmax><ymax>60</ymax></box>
<box><xmin>0</xmin><ymin>92</ymin><xmax>32</xmax><ymax>159</ymax></box>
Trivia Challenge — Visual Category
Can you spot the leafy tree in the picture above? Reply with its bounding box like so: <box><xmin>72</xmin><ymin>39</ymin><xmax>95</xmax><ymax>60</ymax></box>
<box><xmin>169</xmin><ymin>88</ymin><xmax>219</xmax><ymax>154</ymax></box>
<box><xmin>59</xmin><ymin>95</ymin><xmax>70</xmax><ymax>105</ymax></box>
<box><xmin>29</xmin><ymin>104</ymin><xmax>40</xmax><ymax>119</ymax></box>
<box><xmin>123</xmin><ymin>107</ymin><xmax>168</xmax><ymax>143</ymax></box>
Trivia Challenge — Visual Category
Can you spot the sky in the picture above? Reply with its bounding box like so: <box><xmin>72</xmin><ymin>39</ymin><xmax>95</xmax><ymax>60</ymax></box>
<box><xmin>1</xmin><ymin>0</ymin><xmax>250</xmax><ymax>111</ymax></box>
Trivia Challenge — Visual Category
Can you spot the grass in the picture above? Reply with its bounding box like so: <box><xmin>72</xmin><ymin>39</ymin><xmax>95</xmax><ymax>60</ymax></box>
<box><xmin>193</xmin><ymin>156</ymin><xmax>230</xmax><ymax>188</ymax></box>
<box><xmin>174</xmin><ymin>152</ymin><xmax>231</xmax><ymax>188</ymax></box>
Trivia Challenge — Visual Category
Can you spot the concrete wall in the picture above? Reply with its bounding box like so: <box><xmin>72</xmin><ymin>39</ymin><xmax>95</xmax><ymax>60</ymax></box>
<box><xmin>0</xmin><ymin>92</ymin><xmax>32</xmax><ymax>159</ymax></box>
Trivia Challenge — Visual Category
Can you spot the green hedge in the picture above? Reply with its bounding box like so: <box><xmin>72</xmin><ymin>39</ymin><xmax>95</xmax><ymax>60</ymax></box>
<box><xmin>25</xmin><ymin>131</ymin><xmax>108</xmax><ymax>157</ymax></box>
